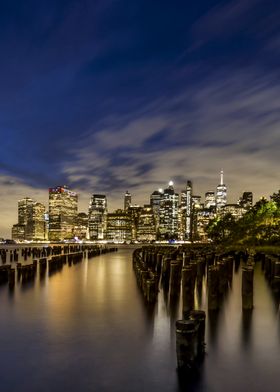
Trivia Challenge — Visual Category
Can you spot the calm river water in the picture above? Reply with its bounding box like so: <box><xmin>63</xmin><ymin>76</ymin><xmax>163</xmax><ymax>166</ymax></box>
<box><xmin>0</xmin><ymin>247</ymin><xmax>279</xmax><ymax>391</ymax></box>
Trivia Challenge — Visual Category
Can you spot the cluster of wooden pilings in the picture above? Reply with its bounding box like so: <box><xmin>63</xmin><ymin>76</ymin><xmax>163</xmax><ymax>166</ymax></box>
<box><xmin>132</xmin><ymin>245</ymin><xmax>275</xmax><ymax>371</ymax></box>
<box><xmin>258</xmin><ymin>252</ymin><xmax>280</xmax><ymax>295</ymax></box>
<box><xmin>0</xmin><ymin>265</ymin><xmax>15</xmax><ymax>287</ymax></box>
<box><xmin>0</xmin><ymin>244</ymin><xmax>118</xmax><ymax>288</ymax></box>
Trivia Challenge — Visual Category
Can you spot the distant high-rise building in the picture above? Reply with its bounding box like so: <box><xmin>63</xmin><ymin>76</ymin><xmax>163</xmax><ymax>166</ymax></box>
<box><xmin>196</xmin><ymin>208</ymin><xmax>216</xmax><ymax>242</ymax></box>
<box><xmin>75</xmin><ymin>212</ymin><xmax>88</xmax><ymax>240</ymax></box>
<box><xmin>106</xmin><ymin>209</ymin><xmax>132</xmax><ymax>242</ymax></box>
<box><xmin>88</xmin><ymin>194</ymin><xmax>107</xmax><ymax>240</ymax></box>
<box><xmin>216</xmin><ymin>170</ymin><xmax>227</xmax><ymax>210</ymax></box>
<box><xmin>238</xmin><ymin>192</ymin><xmax>253</xmax><ymax>209</ymax></box>
<box><xmin>27</xmin><ymin>202</ymin><xmax>46</xmax><ymax>241</ymax></box>
<box><xmin>12</xmin><ymin>198</ymin><xmax>46</xmax><ymax>241</ymax></box>
<box><xmin>127</xmin><ymin>204</ymin><xmax>142</xmax><ymax>241</ymax></box>
<box><xmin>179</xmin><ymin>181</ymin><xmax>193</xmax><ymax>241</ymax></box>
<box><xmin>48</xmin><ymin>186</ymin><xmax>78</xmax><ymax>241</ymax></box>
<box><xmin>150</xmin><ymin>189</ymin><xmax>163</xmax><ymax>233</ymax></box>
<box><xmin>205</xmin><ymin>191</ymin><xmax>216</xmax><ymax>209</ymax></box>
<box><xmin>11</xmin><ymin>224</ymin><xmax>26</xmax><ymax>242</ymax></box>
<box><xmin>185</xmin><ymin>181</ymin><xmax>193</xmax><ymax>241</ymax></box>
<box><xmin>18</xmin><ymin>197</ymin><xmax>34</xmax><ymax>226</ymax></box>
<box><xmin>222</xmin><ymin>204</ymin><xmax>246</xmax><ymax>220</ymax></box>
<box><xmin>124</xmin><ymin>191</ymin><xmax>132</xmax><ymax>211</ymax></box>
<box><xmin>159</xmin><ymin>181</ymin><xmax>179</xmax><ymax>239</ymax></box>
<box><xmin>191</xmin><ymin>195</ymin><xmax>203</xmax><ymax>240</ymax></box>
<box><xmin>136</xmin><ymin>206</ymin><xmax>156</xmax><ymax>242</ymax></box>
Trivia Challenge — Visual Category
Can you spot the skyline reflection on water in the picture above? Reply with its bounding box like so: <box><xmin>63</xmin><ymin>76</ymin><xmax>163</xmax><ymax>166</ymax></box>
<box><xmin>0</xmin><ymin>247</ymin><xmax>279</xmax><ymax>391</ymax></box>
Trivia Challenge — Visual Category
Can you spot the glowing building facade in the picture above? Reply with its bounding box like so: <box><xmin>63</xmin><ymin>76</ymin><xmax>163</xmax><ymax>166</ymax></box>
<box><xmin>159</xmin><ymin>181</ymin><xmax>179</xmax><ymax>239</ymax></box>
<box><xmin>12</xmin><ymin>198</ymin><xmax>46</xmax><ymax>241</ymax></box>
<box><xmin>238</xmin><ymin>192</ymin><xmax>253</xmax><ymax>209</ymax></box>
<box><xmin>124</xmin><ymin>191</ymin><xmax>132</xmax><ymax>211</ymax></box>
<box><xmin>88</xmin><ymin>194</ymin><xmax>107</xmax><ymax>240</ymax></box>
<box><xmin>106</xmin><ymin>210</ymin><xmax>132</xmax><ymax>242</ymax></box>
<box><xmin>136</xmin><ymin>206</ymin><xmax>156</xmax><ymax>242</ymax></box>
<box><xmin>205</xmin><ymin>191</ymin><xmax>216</xmax><ymax>209</ymax></box>
<box><xmin>28</xmin><ymin>202</ymin><xmax>46</xmax><ymax>240</ymax></box>
<box><xmin>48</xmin><ymin>186</ymin><xmax>78</xmax><ymax>241</ymax></box>
<box><xmin>150</xmin><ymin>189</ymin><xmax>163</xmax><ymax>233</ymax></box>
<box><xmin>216</xmin><ymin>170</ymin><xmax>227</xmax><ymax>211</ymax></box>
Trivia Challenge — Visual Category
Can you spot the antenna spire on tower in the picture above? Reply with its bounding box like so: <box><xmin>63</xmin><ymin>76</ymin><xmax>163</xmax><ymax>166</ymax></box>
<box><xmin>220</xmin><ymin>169</ymin><xmax>224</xmax><ymax>185</ymax></box>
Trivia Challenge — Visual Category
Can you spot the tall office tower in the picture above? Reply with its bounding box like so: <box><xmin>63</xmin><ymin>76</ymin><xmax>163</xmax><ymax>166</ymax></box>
<box><xmin>106</xmin><ymin>209</ymin><xmax>132</xmax><ymax>242</ymax></box>
<box><xmin>159</xmin><ymin>181</ymin><xmax>179</xmax><ymax>239</ymax></box>
<box><xmin>185</xmin><ymin>180</ymin><xmax>193</xmax><ymax>241</ymax></box>
<box><xmin>13</xmin><ymin>198</ymin><xmax>46</xmax><ymax>241</ymax></box>
<box><xmin>150</xmin><ymin>189</ymin><xmax>163</xmax><ymax>231</ymax></box>
<box><xmin>127</xmin><ymin>204</ymin><xmax>142</xmax><ymax>241</ymax></box>
<box><xmin>136</xmin><ymin>206</ymin><xmax>156</xmax><ymax>242</ymax></box>
<box><xmin>74</xmin><ymin>212</ymin><xmax>88</xmax><ymax>240</ymax></box>
<box><xmin>178</xmin><ymin>189</ymin><xmax>187</xmax><ymax>240</ymax></box>
<box><xmin>216</xmin><ymin>170</ymin><xmax>227</xmax><ymax>210</ymax></box>
<box><xmin>18</xmin><ymin>197</ymin><xmax>34</xmax><ymax>226</ymax></box>
<box><xmin>205</xmin><ymin>191</ymin><xmax>216</xmax><ymax>209</ymax></box>
<box><xmin>150</xmin><ymin>188</ymin><xmax>163</xmax><ymax>234</ymax></box>
<box><xmin>124</xmin><ymin>191</ymin><xmax>132</xmax><ymax>211</ymax></box>
<box><xmin>238</xmin><ymin>192</ymin><xmax>253</xmax><ymax>209</ymax></box>
<box><xmin>88</xmin><ymin>194</ymin><xmax>107</xmax><ymax>240</ymax></box>
<box><xmin>191</xmin><ymin>195</ymin><xmax>203</xmax><ymax>240</ymax></box>
<box><xmin>27</xmin><ymin>202</ymin><xmax>46</xmax><ymax>241</ymax></box>
<box><xmin>11</xmin><ymin>224</ymin><xmax>26</xmax><ymax>241</ymax></box>
<box><xmin>48</xmin><ymin>186</ymin><xmax>78</xmax><ymax>241</ymax></box>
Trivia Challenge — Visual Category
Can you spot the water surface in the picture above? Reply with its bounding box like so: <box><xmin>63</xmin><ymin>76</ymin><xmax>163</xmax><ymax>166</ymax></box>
<box><xmin>0</xmin><ymin>247</ymin><xmax>279</xmax><ymax>391</ymax></box>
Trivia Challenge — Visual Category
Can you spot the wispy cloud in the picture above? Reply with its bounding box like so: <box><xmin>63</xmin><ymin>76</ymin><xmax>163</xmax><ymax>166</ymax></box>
<box><xmin>62</xmin><ymin>67</ymin><xmax>280</xmax><ymax>213</ymax></box>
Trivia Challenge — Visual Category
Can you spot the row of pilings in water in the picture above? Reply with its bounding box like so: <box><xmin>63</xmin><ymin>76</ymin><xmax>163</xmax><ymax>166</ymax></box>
<box><xmin>132</xmin><ymin>245</ymin><xmax>280</xmax><ymax>373</ymax></box>
<box><xmin>0</xmin><ymin>245</ymin><xmax>118</xmax><ymax>288</ymax></box>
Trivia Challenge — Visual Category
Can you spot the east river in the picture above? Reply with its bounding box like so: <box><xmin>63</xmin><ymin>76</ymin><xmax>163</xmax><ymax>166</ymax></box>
<box><xmin>0</xmin><ymin>246</ymin><xmax>279</xmax><ymax>391</ymax></box>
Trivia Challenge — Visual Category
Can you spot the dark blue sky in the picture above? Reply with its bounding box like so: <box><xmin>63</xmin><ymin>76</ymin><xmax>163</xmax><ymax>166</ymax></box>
<box><xmin>0</xmin><ymin>0</ymin><xmax>280</xmax><ymax>235</ymax></box>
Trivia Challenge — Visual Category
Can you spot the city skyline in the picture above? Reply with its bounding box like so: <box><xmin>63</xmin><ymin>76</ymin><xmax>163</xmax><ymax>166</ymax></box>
<box><xmin>0</xmin><ymin>0</ymin><xmax>279</xmax><ymax>236</ymax></box>
<box><xmin>0</xmin><ymin>170</ymin><xmax>273</xmax><ymax>238</ymax></box>
<box><xmin>5</xmin><ymin>171</ymin><xmax>258</xmax><ymax>240</ymax></box>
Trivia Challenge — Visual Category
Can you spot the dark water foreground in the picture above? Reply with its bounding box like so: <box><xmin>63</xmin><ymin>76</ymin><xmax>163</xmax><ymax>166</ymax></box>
<box><xmin>0</xmin><ymin>247</ymin><xmax>279</xmax><ymax>392</ymax></box>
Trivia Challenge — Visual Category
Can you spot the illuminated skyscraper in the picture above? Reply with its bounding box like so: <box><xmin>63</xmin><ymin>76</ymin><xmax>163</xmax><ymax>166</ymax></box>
<box><xmin>106</xmin><ymin>209</ymin><xmax>132</xmax><ymax>242</ymax></box>
<box><xmin>185</xmin><ymin>180</ymin><xmax>193</xmax><ymax>241</ymax></box>
<box><xmin>18</xmin><ymin>197</ymin><xmax>34</xmax><ymax>226</ymax></box>
<box><xmin>216</xmin><ymin>170</ymin><xmax>227</xmax><ymax>210</ymax></box>
<box><xmin>178</xmin><ymin>181</ymin><xmax>193</xmax><ymax>241</ymax></box>
<box><xmin>48</xmin><ymin>186</ymin><xmax>78</xmax><ymax>241</ymax></box>
<box><xmin>12</xmin><ymin>198</ymin><xmax>46</xmax><ymax>241</ymax></box>
<box><xmin>127</xmin><ymin>204</ymin><xmax>142</xmax><ymax>241</ymax></box>
<box><xmin>159</xmin><ymin>181</ymin><xmax>179</xmax><ymax>239</ymax></box>
<box><xmin>238</xmin><ymin>192</ymin><xmax>253</xmax><ymax>209</ymax></box>
<box><xmin>124</xmin><ymin>191</ymin><xmax>132</xmax><ymax>211</ymax></box>
<box><xmin>75</xmin><ymin>212</ymin><xmax>89</xmax><ymax>240</ymax></box>
<box><xmin>191</xmin><ymin>195</ymin><xmax>203</xmax><ymax>240</ymax></box>
<box><xmin>136</xmin><ymin>206</ymin><xmax>156</xmax><ymax>242</ymax></box>
<box><xmin>150</xmin><ymin>189</ymin><xmax>163</xmax><ymax>232</ymax></box>
<box><xmin>88</xmin><ymin>194</ymin><xmax>107</xmax><ymax>240</ymax></box>
<box><xmin>205</xmin><ymin>191</ymin><xmax>216</xmax><ymax>209</ymax></box>
<box><xmin>27</xmin><ymin>202</ymin><xmax>46</xmax><ymax>241</ymax></box>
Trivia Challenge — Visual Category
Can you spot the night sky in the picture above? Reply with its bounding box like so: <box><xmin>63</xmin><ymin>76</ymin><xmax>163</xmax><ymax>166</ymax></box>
<box><xmin>0</xmin><ymin>0</ymin><xmax>279</xmax><ymax>236</ymax></box>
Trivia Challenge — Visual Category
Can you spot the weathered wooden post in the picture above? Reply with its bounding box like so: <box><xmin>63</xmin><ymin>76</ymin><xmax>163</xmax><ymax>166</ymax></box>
<box><xmin>182</xmin><ymin>266</ymin><xmax>194</xmax><ymax>318</ymax></box>
<box><xmin>242</xmin><ymin>266</ymin><xmax>254</xmax><ymax>310</ymax></box>
<box><xmin>189</xmin><ymin>310</ymin><xmax>206</xmax><ymax>356</ymax></box>
<box><xmin>8</xmin><ymin>268</ymin><xmax>15</xmax><ymax>288</ymax></box>
<box><xmin>208</xmin><ymin>266</ymin><xmax>219</xmax><ymax>310</ymax></box>
<box><xmin>176</xmin><ymin>320</ymin><xmax>198</xmax><ymax>371</ymax></box>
